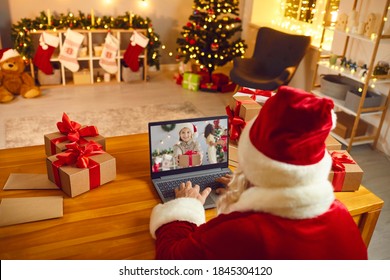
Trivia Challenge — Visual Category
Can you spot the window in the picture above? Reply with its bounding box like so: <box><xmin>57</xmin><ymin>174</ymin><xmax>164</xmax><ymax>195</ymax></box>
<box><xmin>284</xmin><ymin>0</ymin><xmax>317</xmax><ymax>23</ymax></box>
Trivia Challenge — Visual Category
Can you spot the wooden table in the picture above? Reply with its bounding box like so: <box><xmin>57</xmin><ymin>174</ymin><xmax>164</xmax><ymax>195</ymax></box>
<box><xmin>0</xmin><ymin>134</ymin><xmax>384</xmax><ymax>259</ymax></box>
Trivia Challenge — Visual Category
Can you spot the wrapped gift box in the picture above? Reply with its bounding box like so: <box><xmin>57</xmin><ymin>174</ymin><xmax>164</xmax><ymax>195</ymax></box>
<box><xmin>44</xmin><ymin>132</ymin><xmax>106</xmax><ymax>156</ymax></box>
<box><xmin>234</xmin><ymin>87</ymin><xmax>274</xmax><ymax>104</ymax></box>
<box><xmin>182</xmin><ymin>72</ymin><xmax>200</xmax><ymax>91</ymax></box>
<box><xmin>212</xmin><ymin>73</ymin><xmax>230</xmax><ymax>89</ymax></box>
<box><xmin>178</xmin><ymin>153</ymin><xmax>201</xmax><ymax>167</ymax></box>
<box><xmin>220</xmin><ymin>82</ymin><xmax>236</xmax><ymax>93</ymax></box>
<box><xmin>326</xmin><ymin>135</ymin><xmax>342</xmax><ymax>150</ymax></box>
<box><xmin>44</xmin><ymin>113</ymin><xmax>105</xmax><ymax>156</ymax></box>
<box><xmin>328</xmin><ymin>150</ymin><xmax>363</xmax><ymax>192</ymax></box>
<box><xmin>200</xmin><ymin>82</ymin><xmax>218</xmax><ymax>92</ymax></box>
<box><xmin>230</xmin><ymin>95</ymin><xmax>262</xmax><ymax>121</ymax></box>
<box><xmin>46</xmin><ymin>146</ymin><xmax>116</xmax><ymax>197</ymax></box>
<box><xmin>228</xmin><ymin>142</ymin><xmax>239</xmax><ymax>167</ymax></box>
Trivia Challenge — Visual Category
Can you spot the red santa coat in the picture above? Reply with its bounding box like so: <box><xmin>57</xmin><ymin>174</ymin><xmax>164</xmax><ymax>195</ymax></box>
<box><xmin>149</xmin><ymin>152</ymin><xmax>368</xmax><ymax>260</ymax></box>
<box><xmin>153</xmin><ymin>200</ymin><xmax>367</xmax><ymax>260</ymax></box>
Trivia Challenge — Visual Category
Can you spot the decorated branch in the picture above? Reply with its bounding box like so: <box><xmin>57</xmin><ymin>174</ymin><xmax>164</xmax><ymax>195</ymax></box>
<box><xmin>11</xmin><ymin>10</ymin><xmax>161</xmax><ymax>69</ymax></box>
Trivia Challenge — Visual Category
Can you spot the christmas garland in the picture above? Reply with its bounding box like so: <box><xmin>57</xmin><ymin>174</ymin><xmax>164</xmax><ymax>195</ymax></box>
<box><xmin>11</xmin><ymin>10</ymin><xmax>161</xmax><ymax>69</ymax></box>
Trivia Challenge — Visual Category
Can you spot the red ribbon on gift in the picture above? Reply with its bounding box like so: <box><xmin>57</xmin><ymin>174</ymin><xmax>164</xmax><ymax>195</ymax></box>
<box><xmin>50</xmin><ymin>113</ymin><xmax>99</xmax><ymax>154</ymax></box>
<box><xmin>184</xmin><ymin>150</ymin><xmax>198</xmax><ymax>167</ymax></box>
<box><xmin>330</xmin><ymin>151</ymin><xmax>356</xmax><ymax>191</ymax></box>
<box><xmin>52</xmin><ymin>141</ymin><xmax>105</xmax><ymax>189</ymax></box>
<box><xmin>239</xmin><ymin>87</ymin><xmax>273</xmax><ymax>98</ymax></box>
<box><xmin>225</xmin><ymin>101</ymin><xmax>246</xmax><ymax>141</ymax></box>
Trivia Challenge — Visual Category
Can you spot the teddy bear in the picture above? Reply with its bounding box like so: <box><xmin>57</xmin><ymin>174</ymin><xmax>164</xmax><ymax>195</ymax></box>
<box><xmin>0</xmin><ymin>48</ymin><xmax>41</xmax><ymax>103</ymax></box>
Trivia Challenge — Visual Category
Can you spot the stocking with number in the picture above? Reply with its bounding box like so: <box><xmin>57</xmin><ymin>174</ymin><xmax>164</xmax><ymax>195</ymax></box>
<box><xmin>58</xmin><ymin>29</ymin><xmax>84</xmax><ymax>72</ymax></box>
<box><xmin>33</xmin><ymin>31</ymin><xmax>60</xmax><ymax>75</ymax></box>
<box><xmin>99</xmin><ymin>33</ymin><xmax>119</xmax><ymax>74</ymax></box>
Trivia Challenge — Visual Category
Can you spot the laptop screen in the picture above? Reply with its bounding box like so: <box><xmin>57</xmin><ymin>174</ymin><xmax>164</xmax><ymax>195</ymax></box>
<box><xmin>148</xmin><ymin>115</ymin><xmax>229</xmax><ymax>179</ymax></box>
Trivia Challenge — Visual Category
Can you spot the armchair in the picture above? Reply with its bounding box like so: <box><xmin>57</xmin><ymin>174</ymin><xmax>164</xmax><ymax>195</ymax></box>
<box><xmin>229</xmin><ymin>27</ymin><xmax>311</xmax><ymax>90</ymax></box>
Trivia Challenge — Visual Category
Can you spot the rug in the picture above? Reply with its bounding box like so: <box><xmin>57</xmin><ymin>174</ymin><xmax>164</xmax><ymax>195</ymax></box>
<box><xmin>4</xmin><ymin>102</ymin><xmax>204</xmax><ymax>148</ymax></box>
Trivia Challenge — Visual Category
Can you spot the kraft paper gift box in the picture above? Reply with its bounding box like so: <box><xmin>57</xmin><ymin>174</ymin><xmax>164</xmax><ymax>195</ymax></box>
<box><xmin>325</xmin><ymin>135</ymin><xmax>342</xmax><ymax>150</ymax></box>
<box><xmin>46</xmin><ymin>142</ymin><xmax>116</xmax><ymax>197</ymax></box>
<box><xmin>228</xmin><ymin>142</ymin><xmax>239</xmax><ymax>167</ymax></box>
<box><xmin>229</xmin><ymin>95</ymin><xmax>262</xmax><ymax>122</ymax></box>
<box><xmin>178</xmin><ymin>152</ymin><xmax>201</xmax><ymax>167</ymax></box>
<box><xmin>182</xmin><ymin>72</ymin><xmax>200</xmax><ymax>91</ymax></box>
<box><xmin>328</xmin><ymin>150</ymin><xmax>363</xmax><ymax>192</ymax></box>
<box><xmin>44</xmin><ymin>132</ymin><xmax>106</xmax><ymax>156</ymax></box>
<box><xmin>234</xmin><ymin>87</ymin><xmax>274</xmax><ymax>104</ymax></box>
<box><xmin>44</xmin><ymin>113</ymin><xmax>106</xmax><ymax>156</ymax></box>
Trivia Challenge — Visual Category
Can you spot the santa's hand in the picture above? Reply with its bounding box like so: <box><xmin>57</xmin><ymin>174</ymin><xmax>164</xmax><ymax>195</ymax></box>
<box><xmin>215</xmin><ymin>174</ymin><xmax>232</xmax><ymax>195</ymax></box>
<box><xmin>175</xmin><ymin>181</ymin><xmax>211</xmax><ymax>205</ymax></box>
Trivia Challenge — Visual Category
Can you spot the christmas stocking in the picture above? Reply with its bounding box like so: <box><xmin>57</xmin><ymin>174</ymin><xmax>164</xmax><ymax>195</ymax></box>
<box><xmin>33</xmin><ymin>31</ymin><xmax>60</xmax><ymax>75</ymax></box>
<box><xmin>58</xmin><ymin>29</ymin><xmax>84</xmax><ymax>72</ymax></box>
<box><xmin>123</xmin><ymin>30</ymin><xmax>149</xmax><ymax>72</ymax></box>
<box><xmin>99</xmin><ymin>33</ymin><xmax>119</xmax><ymax>74</ymax></box>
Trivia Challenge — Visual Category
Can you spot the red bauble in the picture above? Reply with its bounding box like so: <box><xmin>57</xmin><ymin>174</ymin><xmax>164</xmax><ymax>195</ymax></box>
<box><xmin>211</xmin><ymin>43</ymin><xmax>219</xmax><ymax>51</ymax></box>
<box><xmin>186</xmin><ymin>22</ymin><xmax>192</xmax><ymax>28</ymax></box>
<box><xmin>189</xmin><ymin>39</ymin><xmax>196</xmax><ymax>45</ymax></box>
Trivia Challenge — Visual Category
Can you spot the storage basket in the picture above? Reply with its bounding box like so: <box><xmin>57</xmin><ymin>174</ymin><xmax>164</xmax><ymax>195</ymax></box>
<box><xmin>345</xmin><ymin>89</ymin><xmax>384</xmax><ymax>113</ymax></box>
<box><xmin>320</xmin><ymin>75</ymin><xmax>361</xmax><ymax>100</ymax></box>
<box><xmin>37</xmin><ymin>69</ymin><xmax>61</xmax><ymax>85</ymax></box>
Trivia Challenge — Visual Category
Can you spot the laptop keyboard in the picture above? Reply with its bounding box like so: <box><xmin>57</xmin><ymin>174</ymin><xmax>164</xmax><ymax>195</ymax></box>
<box><xmin>157</xmin><ymin>172</ymin><xmax>230</xmax><ymax>199</ymax></box>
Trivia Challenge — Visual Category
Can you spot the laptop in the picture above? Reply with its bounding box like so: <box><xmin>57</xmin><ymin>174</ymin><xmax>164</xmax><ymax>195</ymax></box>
<box><xmin>148</xmin><ymin>115</ymin><xmax>232</xmax><ymax>209</ymax></box>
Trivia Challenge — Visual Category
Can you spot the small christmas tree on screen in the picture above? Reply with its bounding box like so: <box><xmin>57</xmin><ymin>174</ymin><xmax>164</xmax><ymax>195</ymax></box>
<box><xmin>177</xmin><ymin>0</ymin><xmax>247</xmax><ymax>81</ymax></box>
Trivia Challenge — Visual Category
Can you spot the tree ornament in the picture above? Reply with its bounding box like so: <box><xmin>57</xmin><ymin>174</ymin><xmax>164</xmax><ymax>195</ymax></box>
<box><xmin>189</xmin><ymin>39</ymin><xmax>196</xmax><ymax>45</ymax></box>
<box><xmin>211</xmin><ymin>43</ymin><xmax>219</xmax><ymax>51</ymax></box>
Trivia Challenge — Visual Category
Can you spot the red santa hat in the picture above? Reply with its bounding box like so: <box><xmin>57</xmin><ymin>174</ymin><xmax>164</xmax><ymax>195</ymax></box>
<box><xmin>0</xmin><ymin>48</ymin><xmax>20</xmax><ymax>63</ymax></box>
<box><xmin>238</xmin><ymin>86</ymin><xmax>336</xmax><ymax>218</ymax></box>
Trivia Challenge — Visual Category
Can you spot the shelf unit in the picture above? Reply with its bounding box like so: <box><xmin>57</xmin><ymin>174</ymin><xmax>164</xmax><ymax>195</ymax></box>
<box><xmin>29</xmin><ymin>29</ymin><xmax>148</xmax><ymax>86</ymax></box>
<box><xmin>312</xmin><ymin>0</ymin><xmax>390</xmax><ymax>151</ymax></box>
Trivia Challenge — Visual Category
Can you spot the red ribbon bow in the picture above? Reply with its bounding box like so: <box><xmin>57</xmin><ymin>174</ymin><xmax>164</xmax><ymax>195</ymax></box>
<box><xmin>225</xmin><ymin>103</ymin><xmax>246</xmax><ymax>141</ymax></box>
<box><xmin>239</xmin><ymin>87</ymin><xmax>273</xmax><ymax>98</ymax></box>
<box><xmin>57</xmin><ymin>112</ymin><xmax>99</xmax><ymax>142</ymax></box>
<box><xmin>330</xmin><ymin>151</ymin><xmax>356</xmax><ymax>191</ymax></box>
<box><xmin>330</xmin><ymin>151</ymin><xmax>356</xmax><ymax>172</ymax></box>
<box><xmin>52</xmin><ymin>141</ymin><xmax>105</xmax><ymax>189</ymax></box>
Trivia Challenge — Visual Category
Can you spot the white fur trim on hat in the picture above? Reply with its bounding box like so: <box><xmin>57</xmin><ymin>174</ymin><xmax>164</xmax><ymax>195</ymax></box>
<box><xmin>0</xmin><ymin>49</ymin><xmax>20</xmax><ymax>62</ymax></box>
<box><xmin>176</xmin><ymin>122</ymin><xmax>198</xmax><ymax>138</ymax></box>
<box><xmin>150</xmin><ymin>198</ymin><xmax>205</xmax><ymax>239</ymax></box>
<box><xmin>233</xmin><ymin>118</ymin><xmax>335</xmax><ymax>218</ymax></box>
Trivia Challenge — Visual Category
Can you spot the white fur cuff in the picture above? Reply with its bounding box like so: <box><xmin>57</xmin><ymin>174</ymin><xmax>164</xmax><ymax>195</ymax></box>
<box><xmin>149</xmin><ymin>198</ymin><xmax>206</xmax><ymax>239</ymax></box>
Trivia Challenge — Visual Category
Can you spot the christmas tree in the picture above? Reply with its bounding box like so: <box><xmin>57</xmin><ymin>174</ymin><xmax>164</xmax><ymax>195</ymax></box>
<box><xmin>177</xmin><ymin>0</ymin><xmax>247</xmax><ymax>81</ymax></box>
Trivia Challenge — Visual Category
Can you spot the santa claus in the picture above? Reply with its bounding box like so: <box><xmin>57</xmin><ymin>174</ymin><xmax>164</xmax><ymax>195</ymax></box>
<box><xmin>149</xmin><ymin>86</ymin><xmax>367</xmax><ymax>260</ymax></box>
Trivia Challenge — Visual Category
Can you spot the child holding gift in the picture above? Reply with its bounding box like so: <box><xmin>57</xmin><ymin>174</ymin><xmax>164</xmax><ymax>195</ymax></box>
<box><xmin>173</xmin><ymin>123</ymin><xmax>203</xmax><ymax>167</ymax></box>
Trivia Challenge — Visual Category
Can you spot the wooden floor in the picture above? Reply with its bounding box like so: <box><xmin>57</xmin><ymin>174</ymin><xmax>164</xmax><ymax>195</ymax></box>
<box><xmin>0</xmin><ymin>67</ymin><xmax>389</xmax><ymax>259</ymax></box>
